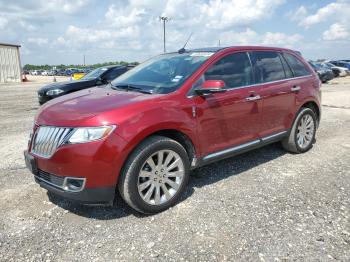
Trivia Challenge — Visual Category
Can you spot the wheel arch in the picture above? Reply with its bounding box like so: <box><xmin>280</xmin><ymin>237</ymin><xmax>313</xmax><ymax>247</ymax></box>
<box><xmin>300</xmin><ymin>100</ymin><xmax>320</xmax><ymax>126</ymax></box>
<box><xmin>116</xmin><ymin>128</ymin><xmax>198</xmax><ymax>186</ymax></box>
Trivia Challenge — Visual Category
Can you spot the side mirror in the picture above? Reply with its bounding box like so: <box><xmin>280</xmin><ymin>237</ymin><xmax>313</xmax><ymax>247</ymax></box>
<box><xmin>195</xmin><ymin>80</ymin><xmax>226</xmax><ymax>95</ymax></box>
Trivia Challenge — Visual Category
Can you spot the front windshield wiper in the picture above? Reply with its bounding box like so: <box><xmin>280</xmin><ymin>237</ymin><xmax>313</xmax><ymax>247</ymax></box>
<box><xmin>110</xmin><ymin>84</ymin><xmax>153</xmax><ymax>94</ymax></box>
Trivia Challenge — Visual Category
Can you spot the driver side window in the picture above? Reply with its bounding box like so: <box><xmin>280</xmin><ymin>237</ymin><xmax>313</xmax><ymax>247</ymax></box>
<box><xmin>204</xmin><ymin>52</ymin><xmax>253</xmax><ymax>88</ymax></box>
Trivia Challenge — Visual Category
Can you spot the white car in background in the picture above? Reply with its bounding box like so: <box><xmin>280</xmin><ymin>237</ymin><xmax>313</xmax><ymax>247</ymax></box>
<box><xmin>323</xmin><ymin>62</ymin><xmax>349</xmax><ymax>77</ymax></box>
<box><xmin>41</xmin><ymin>70</ymin><xmax>49</xmax><ymax>76</ymax></box>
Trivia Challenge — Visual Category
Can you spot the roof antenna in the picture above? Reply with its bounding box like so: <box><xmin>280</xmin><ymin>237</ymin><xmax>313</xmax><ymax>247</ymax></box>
<box><xmin>178</xmin><ymin>32</ymin><xmax>193</xmax><ymax>54</ymax></box>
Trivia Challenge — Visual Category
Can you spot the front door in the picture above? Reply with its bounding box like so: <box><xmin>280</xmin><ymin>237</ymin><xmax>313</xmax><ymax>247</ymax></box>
<box><xmin>192</xmin><ymin>52</ymin><xmax>263</xmax><ymax>157</ymax></box>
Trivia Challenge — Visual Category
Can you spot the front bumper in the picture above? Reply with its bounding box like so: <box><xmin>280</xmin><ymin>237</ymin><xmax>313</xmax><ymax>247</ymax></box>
<box><xmin>25</xmin><ymin>150</ymin><xmax>115</xmax><ymax>204</ymax></box>
<box><xmin>24</xmin><ymin>130</ymin><xmax>129</xmax><ymax>205</ymax></box>
<box><xmin>34</xmin><ymin>174</ymin><xmax>115</xmax><ymax>205</ymax></box>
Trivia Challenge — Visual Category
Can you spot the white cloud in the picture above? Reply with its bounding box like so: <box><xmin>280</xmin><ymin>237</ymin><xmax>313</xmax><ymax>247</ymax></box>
<box><xmin>262</xmin><ymin>32</ymin><xmax>303</xmax><ymax>47</ymax></box>
<box><xmin>45</xmin><ymin>0</ymin><xmax>90</xmax><ymax>14</ymax></box>
<box><xmin>323</xmin><ymin>23</ymin><xmax>349</xmax><ymax>41</ymax></box>
<box><xmin>57</xmin><ymin>0</ymin><xmax>287</xmax><ymax>53</ymax></box>
<box><xmin>288</xmin><ymin>6</ymin><xmax>307</xmax><ymax>22</ymax></box>
<box><xmin>217</xmin><ymin>29</ymin><xmax>303</xmax><ymax>49</ymax></box>
<box><xmin>105</xmin><ymin>5</ymin><xmax>146</xmax><ymax>27</ymax></box>
<box><xmin>27</xmin><ymin>37</ymin><xmax>49</xmax><ymax>45</ymax></box>
<box><xmin>200</xmin><ymin>0</ymin><xmax>285</xmax><ymax>29</ymax></box>
<box><xmin>297</xmin><ymin>0</ymin><xmax>350</xmax><ymax>28</ymax></box>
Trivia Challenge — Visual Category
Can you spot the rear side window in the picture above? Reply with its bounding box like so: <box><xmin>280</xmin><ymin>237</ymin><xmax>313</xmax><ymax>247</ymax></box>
<box><xmin>283</xmin><ymin>53</ymin><xmax>311</xmax><ymax>77</ymax></box>
<box><xmin>250</xmin><ymin>51</ymin><xmax>286</xmax><ymax>83</ymax></box>
<box><xmin>204</xmin><ymin>52</ymin><xmax>253</xmax><ymax>88</ymax></box>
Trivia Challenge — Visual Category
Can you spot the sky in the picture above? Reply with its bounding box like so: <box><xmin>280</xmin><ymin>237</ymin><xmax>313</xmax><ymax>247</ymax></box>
<box><xmin>0</xmin><ymin>0</ymin><xmax>349</xmax><ymax>65</ymax></box>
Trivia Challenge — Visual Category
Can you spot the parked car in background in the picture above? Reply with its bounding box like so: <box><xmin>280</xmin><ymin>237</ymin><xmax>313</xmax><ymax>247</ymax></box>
<box><xmin>323</xmin><ymin>62</ymin><xmax>349</xmax><ymax>77</ymax></box>
<box><xmin>30</xmin><ymin>70</ymin><xmax>40</xmax><ymax>75</ymax></box>
<box><xmin>25</xmin><ymin>46</ymin><xmax>321</xmax><ymax>214</ymax></box>
<box><xmin>309</xmin><ymin>62</ymin><xmax>334</xmax><ymax>83</ymax></box>
<box><xmin>41</xmin><ymin>70</ymin><xmax>50</xmax><ymax>76</ymax></box>
<box><xmin>330</xmin><ymin>61</ymin><xmax>350</xmax><ymax>70</ymax></box>
<box><xmin>37</xmin><ymin>65</ymin><xmax>130</xmax><ymax>104</ymax></box>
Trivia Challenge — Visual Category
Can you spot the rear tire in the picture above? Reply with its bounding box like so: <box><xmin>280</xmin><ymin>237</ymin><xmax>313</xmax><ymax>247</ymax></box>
<box><xmin>282</xmin><ymin>108</ymin><xmax>317</xmax><ymax>154</ymax></box>
<box><xmin>118</xmin><ymin>136</ymin><xmax>190</xmax><ymax>214</ymax></box>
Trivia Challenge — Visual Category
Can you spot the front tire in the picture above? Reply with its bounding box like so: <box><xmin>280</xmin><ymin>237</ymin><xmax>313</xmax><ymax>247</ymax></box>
<box><xmin>282</xmin><ymin>108</ymin><xmax>317</xmax><ymax>153</ymax></box>
<box><xmin>118</xmin><ymin>136</ymin><xmax>190</xmax><ymax>214</ymax></box>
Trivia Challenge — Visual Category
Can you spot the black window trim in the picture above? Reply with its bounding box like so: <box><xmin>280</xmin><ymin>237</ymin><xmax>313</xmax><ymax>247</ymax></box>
<box><xmin>188</xmin><ymin>51</ymin><xmax>254</xmax><ymax>96</ymax></box>
<box><xmin>278</xmin><ymin>51</ymin><xmax>294</xmax><ymax>78</ymax></box>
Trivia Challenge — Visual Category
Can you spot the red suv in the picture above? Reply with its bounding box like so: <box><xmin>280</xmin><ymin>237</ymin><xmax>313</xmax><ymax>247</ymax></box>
<box><xmin>24</xmin><ymin>46</ymin><xmax>321</xmax><ymax>214</ymax></box>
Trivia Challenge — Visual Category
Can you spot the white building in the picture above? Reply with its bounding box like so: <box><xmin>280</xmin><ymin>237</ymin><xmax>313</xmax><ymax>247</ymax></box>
<box><xmin>0</xmin><ymin>43</ymin><xmax>22</xmax><ymax>83</ymax></box>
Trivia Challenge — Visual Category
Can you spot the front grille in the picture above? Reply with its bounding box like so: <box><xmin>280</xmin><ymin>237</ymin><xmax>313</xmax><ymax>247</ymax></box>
<box><xmin>36</xmin><ymin>169</ymin><xmax>65</xmax><ymax>188</ymax></box>
<box><xmin>31</xmin><ymin>126</ymin><xmax>72</xmax><ymax>158</ymax></box>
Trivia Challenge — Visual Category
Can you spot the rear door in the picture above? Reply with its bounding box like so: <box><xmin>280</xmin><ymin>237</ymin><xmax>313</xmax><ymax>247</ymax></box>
<box><xmin>249</xmin><ymin>51</ymin><xmax>296</xmax><ymax>137</ymax></box>
<box><xmin>193</xmin><ymin>52</ymin><xmax>263</xmax><ymax>156</ymax></box>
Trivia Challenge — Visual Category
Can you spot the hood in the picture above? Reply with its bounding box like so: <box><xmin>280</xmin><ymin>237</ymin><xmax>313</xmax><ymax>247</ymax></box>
<box><xmin>36</xmin><ymin>87</ymin><xmax>160</xmax><ymax>126</ymax></box>
<box><xmin>38</xmin><ymin>79</ymin><xmax>96</xmax><ymax>94</ymax></box>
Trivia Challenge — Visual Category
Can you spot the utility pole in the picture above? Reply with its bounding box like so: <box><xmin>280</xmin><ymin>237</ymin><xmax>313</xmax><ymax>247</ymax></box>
<box><xmin>83</xmin><ymin>54</ymin><xmax>86</xmax><ymax>66</ymax></box>
<box><xmin>159</xmin><ymin>16</ymin><xmax>170</xmax><ymax>53</ymax></box>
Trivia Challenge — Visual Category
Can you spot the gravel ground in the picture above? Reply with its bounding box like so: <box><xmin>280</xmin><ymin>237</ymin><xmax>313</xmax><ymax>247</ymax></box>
<box><xmin>0</xmin><ymin>76</ymin><xmax>349</xmax><ymax>261</ymax></box>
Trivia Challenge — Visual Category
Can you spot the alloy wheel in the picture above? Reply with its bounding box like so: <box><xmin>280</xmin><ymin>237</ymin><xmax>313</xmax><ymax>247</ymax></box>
<box><xmin>296</xmin><ymin>114</ymin><xmax>315</xmax><ymax>149</ymax></box>
<box><xmin>137</xmin><ymin>150</ymin><xmax>185</xmax><ymax>205</ymax></box>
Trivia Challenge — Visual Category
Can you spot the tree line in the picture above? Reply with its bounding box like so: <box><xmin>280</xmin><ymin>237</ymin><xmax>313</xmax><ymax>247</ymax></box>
<box><xmin>23</xmin><ymin>61</ymin><xmax>139</xmax><ymax>71</ymax></box>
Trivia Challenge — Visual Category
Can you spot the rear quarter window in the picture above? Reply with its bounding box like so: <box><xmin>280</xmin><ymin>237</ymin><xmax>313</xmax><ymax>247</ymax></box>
<box><xmin>283</xmin><ymin>53</ymin><xmax>311</xmax><ymax>77</ymax></box>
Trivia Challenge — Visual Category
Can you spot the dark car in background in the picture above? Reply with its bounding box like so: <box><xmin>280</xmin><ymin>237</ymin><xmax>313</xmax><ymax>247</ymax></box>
<box><xmin>309</xmin><ymin>62</ymin><xmax>334</xmax><ymax>83</ymax></box>
<box><xmin>330</xmin><ymin>61</ymin><xmax>350</xmax><ymax>70</ymax></box>
<box><xmin>37</xmin><ymin>65</ymin><xmax>131</xmax><ymax>105</ymax></box>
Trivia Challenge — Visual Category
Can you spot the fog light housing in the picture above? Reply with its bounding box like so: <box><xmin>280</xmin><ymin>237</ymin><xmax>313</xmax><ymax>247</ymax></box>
<box><xmin>63</xmin><ymin>177</ymin><xmax>86</xmax><ymax>192</ymax></box>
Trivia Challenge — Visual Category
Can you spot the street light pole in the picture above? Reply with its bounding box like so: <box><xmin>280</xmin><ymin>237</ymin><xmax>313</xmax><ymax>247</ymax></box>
<box><xmin>159</xmin><ymin>16</ymin><xmax>170</xmax><ymax>53</ymax></box>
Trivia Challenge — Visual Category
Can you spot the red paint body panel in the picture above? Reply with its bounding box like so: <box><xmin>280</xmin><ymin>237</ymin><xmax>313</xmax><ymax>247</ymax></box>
<box><xmin>28</xmin><ymin>46</ymin><xmax>321</xmax><ymax>194</ymax></box>
<box><xmin>193</xmin><ymin>86</ymin><xmax>263</xmax><ymax>155</ymax></box>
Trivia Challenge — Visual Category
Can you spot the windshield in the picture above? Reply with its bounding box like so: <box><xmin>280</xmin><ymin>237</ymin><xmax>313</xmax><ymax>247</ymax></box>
<box><xmin>111</xmin><ymin>52</ymin><xmax>214</xmax><ymax>94</ymax></box>
<box><xmin>82</xmin><ymin>67</ymin><xmax>108</xmax><ymax>80</ymax></box>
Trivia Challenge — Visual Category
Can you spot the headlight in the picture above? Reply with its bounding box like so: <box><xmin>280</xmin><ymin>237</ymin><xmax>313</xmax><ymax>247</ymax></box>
<box><xmin>67</xmin><ymin>125</ymin><xmax>116</xmax><ymax>144</ymax></box>
<box><xmin>46</xmin><ymin>89</ymin><xmax>64</xmax><ymax>96</ymax></box>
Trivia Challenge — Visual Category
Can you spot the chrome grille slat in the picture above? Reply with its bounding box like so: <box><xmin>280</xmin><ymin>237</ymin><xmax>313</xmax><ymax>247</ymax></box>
<box><xmin>36</xmin><ymin>128</ymin><xmax>46</xmax><ymax>153</ymax></box>
<box><xmin>31</xmin><ymin>126</ymin><xmax>72</xmax><ymax>158</ymax></box>
<box><xmin>40</xmin><ymin>127</ymin><xmax>50</xmax><ymax>154</ymax></box>
<box><xmin>53</xmin><ymin>129</ymin><xmax>65</xmax><ymax>151</ymax></box>
<box><xmin>48</xmin><ymin>127</ymin><xmax>59</xmax><ymax>156</ymax></box>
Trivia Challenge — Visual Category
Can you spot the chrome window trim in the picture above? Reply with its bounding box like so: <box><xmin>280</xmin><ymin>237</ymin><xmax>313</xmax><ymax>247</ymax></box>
<box><xmin>187</xmin><ymin>67</ymin><xmax>313</xmax><ymax>98</ymax></box>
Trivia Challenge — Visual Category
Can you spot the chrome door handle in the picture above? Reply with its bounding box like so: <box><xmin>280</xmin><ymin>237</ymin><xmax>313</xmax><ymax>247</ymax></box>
<box><xmin>291</xmin><ymin>85</ymin><xmax>301</xmax><ymax>92</ymax></box>
<box><xmin>246</xmin><ymin>95</ymin><xmax>261</xmax><ymax>101</ymax></box>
